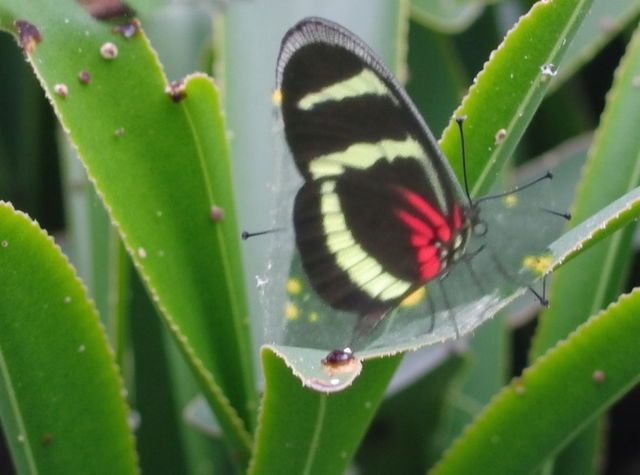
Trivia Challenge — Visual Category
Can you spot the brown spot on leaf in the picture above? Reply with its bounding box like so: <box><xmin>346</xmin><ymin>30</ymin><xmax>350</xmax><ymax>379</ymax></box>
<box><xmin>76</xmin><ymin>0</ymin><xmax>134</xmax><ymax>20</ymax></box>
<box><xmin>14</xmin><ymin>20</ymin><xmax>42</xmax><ymax>54</ymax></box>
<box><xmin>100</xmin><ymin>42</ymin><xmax>118</xmax><ymax>59</ymax></box>
<box><xmin>112</xmin><ymin>19</ymin><xmax>140</xmax><ymax>38</ymax></box>
<box><xmin>593</xmin><ymin>369</ymin><xmax>605</xmax><ymax>383</ymax></box>
<box><xmin>54</xmin><ymin>83</ymin><xmax>69</xmax><ymax>98</ymax></box>
<box><xmin>165</xmin><ymin>80</ymin><xmax>187</xmax><ymax>103</ymax></box>
<box><xmin>78</xmin><ymin>70</ymin><xmax>91</xmax><ymax>84</ymax></box>
<box><xmin>210</xmin><ymin>205</ymin><xmax>224</xmax><ymax>221</ymax></box>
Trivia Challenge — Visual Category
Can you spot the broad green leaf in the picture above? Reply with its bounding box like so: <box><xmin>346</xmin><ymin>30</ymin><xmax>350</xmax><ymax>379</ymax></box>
<box><xmin>249</xmin><ymin>348</ymin><xmax>401</xmax><ymax>475</ymax></box>
<box><xmin>58</xmin><ymin>133</ymin><xmax>125</xmax><ymax>348</ymax></box>
<box><xmin>441</xmin><ymin>0</ymin><xmax>594</xmax><ymax>196</ymax></box>
<box><xmin>0</xmin><ymin>202</ymin><xmax>136</xmax><ymax>474</ymax></box>
<box><xmin>529</xmin><ymin>18</ymin><xmax>640</xmax><ymax>475</ymax></box>
<box><xmin>129</xmin><ymin>272</ymin><xmax>191</xmax><ymax>475</ymax></box>
<box><xmin>551</xmin><ymin>0</ymin><xmax>640</xmax><ymax>89</ymax></box>
<box><xmin>0</xmin><ymin>0</ymin><xmax>255</xmax><ymax>460</ymax></box>
<box><xmin>410</xmin><ymin>0</ymin><xmax>484</xmax><ymax>33</ymax></box>
<box><xmin>432</xmin><ymin>288</ymin><xmax>640</xmax><ymax>475</ymax></box>
<box><xmin>356</xmin><ymin>353</ymin><xmax>469</xmax><ymax>474</ymax></box>
<box><xmin>406</xmin><ymin>19</ymin><xmax>469</xmax><ymax>133</ymax></box>
<box><xmin>532</xmin><ymin>19</ymin><xmax>640</xmax><ymax>360</ymax></box>
<box><xmin>0</xmin><ymin>32</ymin><xmax>58</xmax><ymax>226</ymax></box>
<box><xmin>269</xmin><ymin>183</ymin><xmax>640</xmax><ymax>389</ymax></box>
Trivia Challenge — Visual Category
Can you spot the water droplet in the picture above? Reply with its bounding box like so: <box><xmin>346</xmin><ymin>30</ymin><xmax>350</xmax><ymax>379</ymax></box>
<box><xmin>540</xmin><ymin>63</ymin><xmax>557</xmax><ymax>80</ymax></box>
<box><xmin>255</xmin><ymin>275</ymin><xmax>268</xmax><ymax>290</ymax></box>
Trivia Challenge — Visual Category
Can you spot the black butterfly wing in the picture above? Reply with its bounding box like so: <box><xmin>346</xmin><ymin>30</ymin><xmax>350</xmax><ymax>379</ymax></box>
<box><xmin>277</xmin><ymin>17</ymin><xmax>467</xmax><ymax>316</ymax></box>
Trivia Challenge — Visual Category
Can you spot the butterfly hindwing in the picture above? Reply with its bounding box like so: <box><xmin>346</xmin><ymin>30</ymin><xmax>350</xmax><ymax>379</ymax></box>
<box><xmin>277</xmin><ymin>17</ymin><xmax>469</xmax><ymax>318</ymax></box>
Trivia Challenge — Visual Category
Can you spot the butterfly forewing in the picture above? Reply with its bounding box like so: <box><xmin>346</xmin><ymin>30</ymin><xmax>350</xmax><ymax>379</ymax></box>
<box><xmin>277</xmin><ymin>17</ymin><xmax>469</xmax><ymax>318</ymax></box>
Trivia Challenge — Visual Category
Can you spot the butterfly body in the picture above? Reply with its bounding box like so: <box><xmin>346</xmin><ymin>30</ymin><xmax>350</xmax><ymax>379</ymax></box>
<box><xmin>276</xmin><ymin>17</ymin><xmax>475</xmax><ymax>327</ymax></box>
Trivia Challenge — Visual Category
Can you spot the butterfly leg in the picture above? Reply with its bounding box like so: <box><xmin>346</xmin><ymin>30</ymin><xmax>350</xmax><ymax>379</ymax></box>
<box><xmin>352</xmin><ymin>307</ymin><xmax>388</xmax><ymax>344</ymax></box>
<box><xmin>488</xmin><ymin>248</ymin><xmax>549</xmax><ymax>307</ymax></box>
<box><xmin>463</xmin><ymin>253</ymin><xmax>486</xmax><ymax>295</ymax></box>
<box><xmin>438</xmin><ymin>279</ymin><xmax>460</xmax><ymax>339</ymax></box>
<box><xmin>426</xmin><ymin>295</ymin><xmax>437</xmax><ymax>333</ymax></box>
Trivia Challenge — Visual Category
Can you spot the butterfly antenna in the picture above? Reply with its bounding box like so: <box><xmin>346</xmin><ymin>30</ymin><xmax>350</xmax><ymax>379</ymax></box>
<box><xmin>474</xmin><ymin>171</ymin><xmax>553</xmax><ymax>205</ymax></box>
<box><xmin>455</xmin><ymin>116</ymin><xmax>473</xmax><ymax>207</ymax></box>
<box><xmin>539</xmin><ymin>207</ymin><xmax>572</xmax><ymax>221</ymax></box>
<box><xmin>241</xmin><ymin>228</ymin><xmax>284</xmax><ymax>240</ymax></box>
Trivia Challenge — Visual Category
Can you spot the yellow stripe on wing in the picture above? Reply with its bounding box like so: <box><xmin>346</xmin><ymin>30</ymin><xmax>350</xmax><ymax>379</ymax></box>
<box><xmin>319</xmin><ymin>181</ymin><xmax>412</xmax><ymax>302</ymax></box>
<box><xmin>297</xmin><ymin>68</ymin><xmax>392</xmax><ymax>110</ymax></box>
<box><xmin>309</xmin><ymin>137</ymin><xmax>426</xmax><ymax>179</ymax></box>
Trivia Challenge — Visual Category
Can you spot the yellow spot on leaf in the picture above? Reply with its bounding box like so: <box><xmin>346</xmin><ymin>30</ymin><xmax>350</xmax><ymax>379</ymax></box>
<box><xmin>285</xmin><ymin>302</ymin><xmax>299</xmax><ymax>321</ymax></box>
<box><xmin>522</xmin><ymin>255</ymin><xmax>552</xmax><ymax>275</ymax></box>
<box><xmin>287</xmin><ymin>278</ymin><xmax>302</xmax><ymax>294</ymax></box>
<box><xmin>504</xmin><ymin>194</ymin><xmax>518</xmax><ymax>207</ymax></box>
<box><xmin>400</xmin><ymin>287</ymin><xmax>426</xmax><ymax>307</ymax></box>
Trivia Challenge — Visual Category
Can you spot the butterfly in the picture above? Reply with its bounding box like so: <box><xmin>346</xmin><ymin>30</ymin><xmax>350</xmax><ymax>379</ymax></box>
<box><xmin>274</xmin><ymin>17</ymin><xmax>552</xmax><ymax>365</ymax></box>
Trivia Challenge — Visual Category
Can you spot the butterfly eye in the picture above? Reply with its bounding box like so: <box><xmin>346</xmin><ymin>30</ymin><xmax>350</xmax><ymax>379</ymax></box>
<box><xmin>473</xmin><ymin>220</ymin><xmax>488</xmax><ymax>237</ymax></box>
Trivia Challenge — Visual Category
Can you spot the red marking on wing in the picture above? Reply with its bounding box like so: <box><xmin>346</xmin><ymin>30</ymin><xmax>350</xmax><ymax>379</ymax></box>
<box><xmin>400</xmin><ymin>189</ymin><xmax>451</xmax><ymax>242</ymax></box>
<box><xmin>393</xmin><ymin>187</ymin><xmax>466</xmax><ymax>282</ymax></box>
<box><xmin>395</xmin><ymin>210</ymin><xmax>434</xmax><ymax>238</ymax></box>
<box><xmin>420</xmin><ymin>256</ymin><xmax>440</xmax><ymax>280</ymax></box>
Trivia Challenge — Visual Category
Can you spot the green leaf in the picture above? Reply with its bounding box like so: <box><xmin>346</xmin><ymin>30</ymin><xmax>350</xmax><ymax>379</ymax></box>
<box><xmin>406</xmin><ymin>19</ymin><xmax>469</xmax><ymax>133</ymax></box>
<box><xmin>0</xmin><ymin>0</ymin><xmax>256</xmax><ymax>460</ymax></box>
<box><xmin>0</xmin><ymin>202</ymin><xmax>137</xmax><ymax>474</ymax></box>
<box><xmin>440</xmin><ymin>0</ymin><xmax>594</xmax><ymax>196</ymax></box>
<box><xmin>270</xmin><ymin>182</ymin><xmax>640</xmax><ymax>388</ymax></box>
<box><xmin>249</xmin><ymin>348</ymin><xmax>401</xmax><ymax>475</ymax></box>
<box><xmin>410</xmin><ymin>0</ymin><xmax>484</xmax><ymax>33</ymax></box>
<box><xmin>551</xmin><ymin>0</ymin><xmax>640</xmax><ymax>89</ymax></box>
<box><xmin>529</xmin><ymin>17</ymin><xmax>640</xmax><ymax>475</ymax></box>
<box><xmin>356</xmin><ymin>353</ymin><xmax>469</xmax><ymax>474</ymax></box>
<box><xmin>432</xmin><ymin>288</ymin><xmax>640</xmax><ymax>475</ymax></box>
<box><xmin>532</xmin><ymin>18</ymin><xmax>640</xmax><ymax>359</ymax></box>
